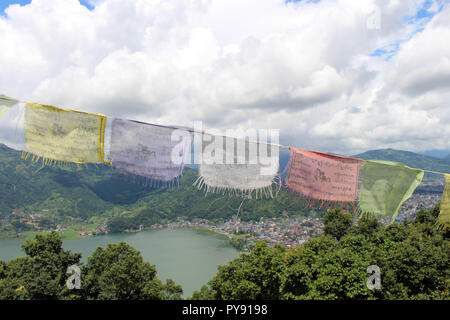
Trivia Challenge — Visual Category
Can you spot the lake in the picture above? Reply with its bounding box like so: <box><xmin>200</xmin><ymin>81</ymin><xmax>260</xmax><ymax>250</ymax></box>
<box><xmin>0</xmin><ymin>228</ymin><xmax>240</xmax><ymax>298</ymax></box>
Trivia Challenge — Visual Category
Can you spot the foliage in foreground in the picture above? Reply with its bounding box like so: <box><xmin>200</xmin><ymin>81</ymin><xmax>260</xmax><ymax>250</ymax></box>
<box><xmin>0</xmin><ymin>232</ymin><xmax>182</xmax><ymax>300</ymax></box>
<box><xmin>192</xmin><ymin>205</ymin><xmax>449</xmax><ymax>300</ymax></box>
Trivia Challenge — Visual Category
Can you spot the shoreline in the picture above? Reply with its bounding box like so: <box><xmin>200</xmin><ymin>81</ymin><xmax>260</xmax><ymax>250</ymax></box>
<box><xmin>141</xmin><ymin>225</ymin><xmax>246</xmax><ymax>251</ymax></box>
<box><xmin>1</xmin><ymin>214</ymin><xmax>326</xmax><ymax>249</ymax></box>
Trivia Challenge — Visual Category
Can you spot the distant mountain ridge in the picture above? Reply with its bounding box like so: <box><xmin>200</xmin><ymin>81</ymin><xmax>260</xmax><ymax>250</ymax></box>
<box><xmin>352</xmin><ymin>148</ymin><xmax>450</xmax><ymax>169</ymax></box>
<box><xmin>419</xmin><ymin>150</ymin><xmax>450</xmax><ymax>159</ymax></box>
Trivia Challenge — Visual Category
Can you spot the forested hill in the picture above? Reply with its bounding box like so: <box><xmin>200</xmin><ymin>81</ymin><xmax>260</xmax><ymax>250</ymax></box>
<box><xmin>0</xmin><ymin>144</ymin><xmax>447</xmax><ymax>228</ymax></box>
<box><xmin>0</xmin><ymin>143</ymin><xmax>139</xmax><ymax>219</ymax></box>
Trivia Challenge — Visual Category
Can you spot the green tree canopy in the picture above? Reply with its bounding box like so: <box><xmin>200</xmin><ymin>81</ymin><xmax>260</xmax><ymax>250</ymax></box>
<box><xmin>81</xmin><ymin>241</ymin><xmax>182</xmax><ymax>300</ymax></box>
<box><xmin>198</xmin><ymin>242</ymin><xmax>286</xmax><ymax>300</ymax></box>
<box><xmin>0</xmin><ymin>231</ymin><xmax>81</xmax><ymax>299</ymax></box>
<box><xmin>0</xmin><ymin>233</ymin><xmax>183</xmax><ymax>300</ymax></box>
<box><xmin>192</xmin><ymin>204</ymin><xmax>449</xmax><ymax>300</ymax></box>
<box><xmin>323</xmin><ymin>208</ymin><xmax>353</xmax><ymax>240</ymax></box>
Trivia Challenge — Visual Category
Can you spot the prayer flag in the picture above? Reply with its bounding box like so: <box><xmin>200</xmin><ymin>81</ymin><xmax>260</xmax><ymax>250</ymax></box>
<box><xmin>437</xmin><ymin>174</ymin><xmax>450</xmax><ymax>230</ymax></box>
<box><xmin>23</xmin><ymin>102</ymin><xmax>107</xmax><ymax>166</ymax></box>
<box><xmin>285</xmin><ymin>147</ymin><xmax>364</xmax><ymax>211</ymax></box>
<box><xmin>110</xmin><ymin>119</ymin><xmax>191</xmax><ymax>186</ymax></box>
<box><xmin>194</xmin><ymin>135</ymin><xmax>279</xmax><ymax>198</ymax></box>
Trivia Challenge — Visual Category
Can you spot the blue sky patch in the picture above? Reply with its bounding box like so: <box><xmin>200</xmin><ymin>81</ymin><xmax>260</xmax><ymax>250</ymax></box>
<box><xmin>79</xmin><ymin>0</ymin><xmax>95</xmax><ymax>11</ymax></box>
<box><xmin>0</xmin><ymin>0</ymin><xmax>31</xmax><ymax>16</ymax></box>
<box><xmin>370</xmin><ymin>0</ymin><xmax>448</xmax><ymax>61</ymax></box>
<box><xmin>404</xmin><ymin>0</ymin><xmax>446</xmax><ymax>24</ymax></box>
<box><xmin>369</xmin><ymin>49</ymin><xmax>388</xmax><ymax>57</ymax></box>
<box><xmin>369</xmin><ymin>43</ymin><xmax>399</xmax><ymax>61</ymax></box>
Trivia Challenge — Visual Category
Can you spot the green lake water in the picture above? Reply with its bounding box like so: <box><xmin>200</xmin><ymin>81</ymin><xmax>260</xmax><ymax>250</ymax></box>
<box><xmin>0</xmin><ymin>228</ymin><xmax>240</xmax><ymax>298</ymax></box>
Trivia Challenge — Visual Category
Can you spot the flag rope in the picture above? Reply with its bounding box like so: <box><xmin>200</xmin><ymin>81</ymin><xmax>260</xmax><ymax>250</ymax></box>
<box><xmin>4</xmin><ymin>97</ymin><xmax>448</xmax><ymax>176</ymax></box>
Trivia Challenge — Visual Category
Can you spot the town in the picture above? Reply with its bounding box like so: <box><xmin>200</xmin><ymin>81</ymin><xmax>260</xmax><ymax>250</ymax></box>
<box><xmin>0</xmin><ymin>185</ymin><xmax>443</xmax><ymax>249</ymax></box>
<box><xmin>147</xmin><ymin>215</ymin><xmax>324</xmax><ymax>250</ymax></box>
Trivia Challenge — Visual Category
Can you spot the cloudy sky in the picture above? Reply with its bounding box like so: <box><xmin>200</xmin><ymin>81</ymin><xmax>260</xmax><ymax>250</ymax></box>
<box><xmin>0</xmin><ymin>0</ymin><xmax>449</xmax><ymax>155</ymax></box>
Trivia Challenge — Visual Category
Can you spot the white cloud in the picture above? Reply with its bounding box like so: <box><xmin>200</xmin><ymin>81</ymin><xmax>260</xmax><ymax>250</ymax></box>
<box><xmin>0</xmin><ymin>0</ymin><xmax>449</xmax><ymax>155</ymax></box>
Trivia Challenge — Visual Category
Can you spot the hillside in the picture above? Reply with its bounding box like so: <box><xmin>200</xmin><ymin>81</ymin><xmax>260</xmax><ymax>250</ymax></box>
<box><xmin>0</xmin><ymin>144</ymin><xmax>311</xmax><ymax>236</ymax></box>
<box><xmin>0</xmin><ymin>144</ymin><xmax>153</xmax><ymax>219</ymax></box>
<box><xmin>0</xmin><ymin>145</ymin><xmax>447</xmax><ymax>237</ymax></box>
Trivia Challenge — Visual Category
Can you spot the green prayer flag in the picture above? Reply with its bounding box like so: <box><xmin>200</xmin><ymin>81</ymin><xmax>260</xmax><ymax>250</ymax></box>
<box><xmin>437</xmin><ymin>174</ymin><xmax>450</xmax><ymax>230</ymax></box>
<box><xmin>358</xmin><ymin>160</ymin><xmax>424</xmax><ymax>222</ymax></box>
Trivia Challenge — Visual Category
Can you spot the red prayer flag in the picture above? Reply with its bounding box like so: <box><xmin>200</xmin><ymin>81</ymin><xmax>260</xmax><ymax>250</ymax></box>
<box><xmin>285</xmin><ymin>148</ymin><xmax>364</xmax><ymax>209</ymax></box>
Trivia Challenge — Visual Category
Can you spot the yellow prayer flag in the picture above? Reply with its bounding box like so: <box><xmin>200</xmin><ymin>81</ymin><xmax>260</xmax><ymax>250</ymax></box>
<box><xmin>24</xmin><ymin>102</ymin><xmax>107</xmax><ymax>165</ymax></box>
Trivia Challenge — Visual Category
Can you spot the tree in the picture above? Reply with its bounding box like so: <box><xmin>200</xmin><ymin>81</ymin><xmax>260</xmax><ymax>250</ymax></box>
<box><xmin>430</xmin><ymin>201</ymin><xmax>441</xmax><ymax>219</ymax></box>
<box><xmin>323</xmin><ymin>208</ymin><xmax>353</xmax><ymax>240</ymax></box>
<box><xmin>191</xmin><ymin>285</ymin><xmax>216</xmax><ymax>300</ymax></box>
<box><xmin>0</xmin><ymin>258</ymin><xmax>32</xmax><ymax>300</ymax></box>
<box><xmin>0</xmin><ymin>233</ymin><xmax>184</xmax><ymax>300</ymax></box>
<box><xmin>163</xmin><ymin>278</ymin><xmax>183</xmax><ymax>300</ymax></box>
<box><xmin>82</xmin><ymin>241</ymin><xmax>182</xmax><ymax>300</ymax></box>
<box><xmin>0</xmin><ymin>231</ymin><xmax>82</xmax><ymax>300</ymax></box>
<box><xmin>354</xmin><ymin>213</ymin><xmax>382</xmax><ymax>240</ymax></box>
<box><xmin>415</xmin><ymin>207</ymin><xmax>435</xmax><ymax>225</ymax></box>
<box><xmin>192</xmin><ymin>242</ymin><xmax>286</xmax><ymax>300</ymax></box>
<box><xmin>193</xmin><ymin>206</ymin><xmax>449</xmax><ymax>300</ymax></box>
<box><xmin>373</xmin><ymin>208</ymin><xmax>449</xmax><ymax>299</ymax></box>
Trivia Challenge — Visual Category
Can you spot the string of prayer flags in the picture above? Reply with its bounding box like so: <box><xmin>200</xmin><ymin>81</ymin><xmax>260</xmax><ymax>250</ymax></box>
<box><xmin>193</xmin><ymin>135</ymin><xmax>279</xmax><ymax>198</ymax></box>
<box><xmin>109</xmin><ymin>119</ymin><xmax>191</xmax><ymax>187</ymax></box>
<box><xmin>284</xmin><ymin>147</ymin><xmax>364</xmax><ymax>212</ymax></box>
<box><xmin>1</xmin><ymin>93</ymin><xmax>447</xmax><ymax>223</ymax></box>
<box><xmin>437</xmin><ymin>174</ymin><xmax>450</xmax><ymax>230</ymax></box>
<box><xmin>23</xmin><ymin>102</ymin><xmax>107</xmax><ymax>167</ymax></box>
<box><xmin>358</xmin><ymin>160</ymin><xmax>424</xmax><ymax>222</ymax></box>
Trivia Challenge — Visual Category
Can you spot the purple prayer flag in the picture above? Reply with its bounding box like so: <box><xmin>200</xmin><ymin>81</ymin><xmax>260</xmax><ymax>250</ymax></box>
<box><xmin>110</xmin><ymin>119</ymin><xmax>191</xmax><ymax>185</ymax></box>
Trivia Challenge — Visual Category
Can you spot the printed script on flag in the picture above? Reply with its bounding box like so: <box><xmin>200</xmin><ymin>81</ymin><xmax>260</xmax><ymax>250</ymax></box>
<box><xmin>110</xmin><ymin>119</ymin><xmax>191</xmax><ymax>183</ymax></box>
